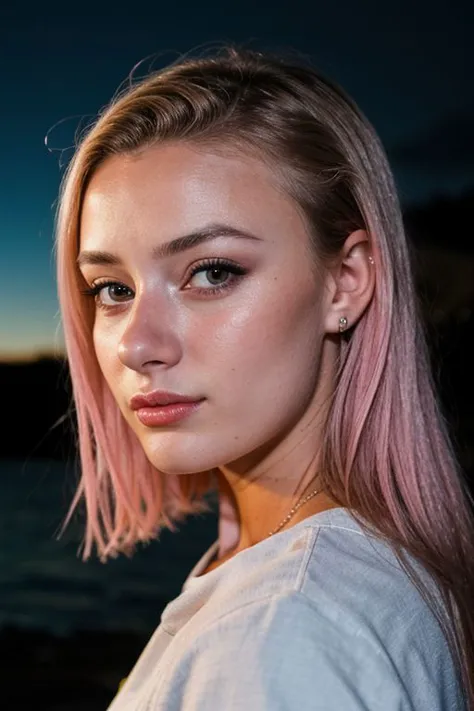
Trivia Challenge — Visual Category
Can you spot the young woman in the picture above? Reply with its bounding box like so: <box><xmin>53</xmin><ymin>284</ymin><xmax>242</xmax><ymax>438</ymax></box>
<box><xmin>55</xmin><ymin>46</ymin><xmax>473</xmax><ymax>709</ymax></box>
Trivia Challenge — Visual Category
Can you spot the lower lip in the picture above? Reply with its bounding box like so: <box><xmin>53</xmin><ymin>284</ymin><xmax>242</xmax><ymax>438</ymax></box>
<box><xmin>135</xmin><ymin>400</ymin><xmax>205</xmax><ymax>427</ymax></box>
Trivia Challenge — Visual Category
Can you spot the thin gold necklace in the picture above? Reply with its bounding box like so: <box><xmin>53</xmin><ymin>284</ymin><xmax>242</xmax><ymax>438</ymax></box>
<box><xmin>268</xmin><ymin>486</ymin><xmax>323</xmax><ymax>537</ymax></box>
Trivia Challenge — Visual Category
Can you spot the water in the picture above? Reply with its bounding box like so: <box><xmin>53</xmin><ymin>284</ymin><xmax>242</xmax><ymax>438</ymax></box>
<box><xmin>0</xmin><ymin>459</ymin><xmax>217</xmax><ymax>637</ymax></box>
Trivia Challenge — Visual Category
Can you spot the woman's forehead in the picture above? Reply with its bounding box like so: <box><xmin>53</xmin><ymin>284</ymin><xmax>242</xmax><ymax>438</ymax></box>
<box><xmin>80</xmin><ymin>143</ymin><xmax>311</xmax><ymax>253</ymax></box>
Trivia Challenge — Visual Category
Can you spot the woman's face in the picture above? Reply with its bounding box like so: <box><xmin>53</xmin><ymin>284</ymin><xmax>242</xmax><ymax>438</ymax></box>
<box><xmin>79</xmin><ymin>142</ymin><xmax>330</xmax><ymax>476</ymax></box>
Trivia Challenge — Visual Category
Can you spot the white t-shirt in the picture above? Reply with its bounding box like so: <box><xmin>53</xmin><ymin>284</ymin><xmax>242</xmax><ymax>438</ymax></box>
<box><xmin>107</xmin><ymin>507</ymin><xmax>465</xmax><ymax>710</ymax></box>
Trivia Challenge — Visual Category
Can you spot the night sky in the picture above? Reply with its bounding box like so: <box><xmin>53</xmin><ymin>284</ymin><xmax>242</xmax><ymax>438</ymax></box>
<box><xmin>1</xmin><ymin>1</ymin><xmax>473</xmax><ymax>359</ymax></box>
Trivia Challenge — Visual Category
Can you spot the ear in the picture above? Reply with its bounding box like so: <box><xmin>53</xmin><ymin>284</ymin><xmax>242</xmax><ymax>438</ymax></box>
<box><xmin>322</xmin><ymin>229</ymin><xmax>375</xmax><ymax>334</ymax></box>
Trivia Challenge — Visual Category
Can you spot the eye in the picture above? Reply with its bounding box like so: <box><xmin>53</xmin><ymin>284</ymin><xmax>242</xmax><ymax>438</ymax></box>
<box><xmin>80</xmin><ymin>280</ymin><xmax>134</xmax><ymax>308</ymax></box>
<box><xmin>186</xmin><ymin>258</ymin><xmax>247</xmax><ymax>294</ymax></box>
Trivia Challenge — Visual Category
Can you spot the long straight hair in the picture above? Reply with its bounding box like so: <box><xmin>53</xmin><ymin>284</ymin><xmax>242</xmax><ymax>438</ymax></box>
<box><xmin>55</xmin><ymin>46</ymin><xmax>474</xmax><ymax>705</ymax></box>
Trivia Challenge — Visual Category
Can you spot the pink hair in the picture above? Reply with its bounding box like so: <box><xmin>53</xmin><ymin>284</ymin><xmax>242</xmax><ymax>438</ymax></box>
<box><xmin>55</xmin><ymin>46</ymin><xmax>474</xmax><ymax>704</ymax></box>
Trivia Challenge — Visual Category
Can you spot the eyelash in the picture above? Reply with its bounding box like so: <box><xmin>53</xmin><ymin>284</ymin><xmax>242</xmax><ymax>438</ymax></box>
<box><xmin>80</xmin><ymin>258</ymin><xmax>247</xmax><ymax>311</ymax></box>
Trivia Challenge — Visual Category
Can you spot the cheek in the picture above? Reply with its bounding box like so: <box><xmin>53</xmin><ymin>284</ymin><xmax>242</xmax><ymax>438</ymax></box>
<box><xmin>206</xmin><ymin>287</ymin><xmax>324</xmax><ymax>406</ymax></box>
<box><xmin>181</xmin><ymin>287</ymin><xmax>325</xmax><ymax>467</ymax></box>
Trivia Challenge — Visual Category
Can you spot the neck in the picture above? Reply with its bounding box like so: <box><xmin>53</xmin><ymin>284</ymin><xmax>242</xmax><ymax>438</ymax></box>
<box><xmin>216</xmin><ymin>483</ymin><xmax>342</xmax><ymax>562</ymax></box>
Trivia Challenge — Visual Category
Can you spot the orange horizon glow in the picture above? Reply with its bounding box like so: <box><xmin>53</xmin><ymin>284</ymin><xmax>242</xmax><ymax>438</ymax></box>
<box><xmin>0</xmin><ymin>350</ymin><xmax>66</xmax><ymax>364</ymax></box>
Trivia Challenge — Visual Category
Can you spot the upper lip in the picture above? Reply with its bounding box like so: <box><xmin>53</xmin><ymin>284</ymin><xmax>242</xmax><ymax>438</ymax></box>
<box><xmin>129</xmin><ymin>390</ymin><xmax>204</xmax><ymax>410</ymax></box>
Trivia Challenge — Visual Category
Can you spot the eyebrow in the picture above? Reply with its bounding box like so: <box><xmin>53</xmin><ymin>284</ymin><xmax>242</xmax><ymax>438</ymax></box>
<box><xmin>76</xmin><ymin>223</ymin><xmax>263</xmax><ymax>268</ymax></box>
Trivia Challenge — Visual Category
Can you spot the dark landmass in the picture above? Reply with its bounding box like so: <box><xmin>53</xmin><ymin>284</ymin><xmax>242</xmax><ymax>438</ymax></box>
<box><xmin>0</xmin><ymin>356</ymin><xmax>75</xmax><ymax>460</ymax></box>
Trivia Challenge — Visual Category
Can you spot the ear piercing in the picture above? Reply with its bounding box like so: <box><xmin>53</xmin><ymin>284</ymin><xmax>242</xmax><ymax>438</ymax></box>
<box><xmin>339</xmin><ymin>316</ymin><xmax>348</xmax><ymax>332</ymax></box>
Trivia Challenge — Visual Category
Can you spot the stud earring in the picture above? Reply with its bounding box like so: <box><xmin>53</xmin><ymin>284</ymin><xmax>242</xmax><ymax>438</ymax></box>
<box><xmin>339</xmin><ymin>316</ymin><xmax>348</xmax><ymax>332</ymax></box>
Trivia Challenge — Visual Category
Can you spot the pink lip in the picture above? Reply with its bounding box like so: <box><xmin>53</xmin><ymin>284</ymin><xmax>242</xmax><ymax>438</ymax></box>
<box><xmin>130</xmin><ymin>390</ymin><xmax>204</xmax><ymax>410</ymax></box>
<box><xmin>135</xmin><ymin>401</ymin><xmax>204</xmax><ymax>427</ymax></box>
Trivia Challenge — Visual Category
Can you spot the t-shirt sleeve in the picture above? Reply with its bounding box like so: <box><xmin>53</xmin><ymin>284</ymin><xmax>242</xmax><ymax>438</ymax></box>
<box><xmin>162</xmin><ymin>592</ymin><xmax>416</xmax><ymax>711</ymax></box>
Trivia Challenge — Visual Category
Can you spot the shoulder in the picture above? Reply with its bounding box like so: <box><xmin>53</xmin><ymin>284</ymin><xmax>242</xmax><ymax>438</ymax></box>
<box><xmin>173</xmin><ymin>586</ymin><xmax>463</xmax><ymax>711</ymax></box>
<box><xmin>298</xmin><ymin>513</ymin><xmax>463</xmax><ymax>707</ymax></box>
<box><xmin>169</xmin><ymin>591</ymin><xmax>411</xmax><ymax>710</ymax></box>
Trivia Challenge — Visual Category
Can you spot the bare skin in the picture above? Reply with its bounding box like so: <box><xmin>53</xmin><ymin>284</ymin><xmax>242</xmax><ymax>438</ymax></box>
<box><xmin>78</xmin><ymin>142</ymin><xmax>375</xmax><ymax>569</ymax></box>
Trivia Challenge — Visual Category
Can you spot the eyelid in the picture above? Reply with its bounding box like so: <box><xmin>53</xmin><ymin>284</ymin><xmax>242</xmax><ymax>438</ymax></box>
<box><xmin>186</xmin><ymin>256</ymin><xmax>245</xmax><ymax>279</ymax></box>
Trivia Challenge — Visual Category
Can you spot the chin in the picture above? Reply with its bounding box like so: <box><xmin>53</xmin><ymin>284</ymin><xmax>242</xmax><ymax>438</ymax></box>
<box><xmin>135</xmin><ymin>423</ymin><xmax>264</xmax><ymax>477</ymax></box>
<box><xmin>138</xmin><ymin>436</ymin><xmax>219</xmax><ymax>477</ymax></box>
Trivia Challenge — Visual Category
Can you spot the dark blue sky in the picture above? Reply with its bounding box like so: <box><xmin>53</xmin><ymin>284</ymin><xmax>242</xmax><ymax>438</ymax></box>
<box><xmin>1</xmin><ymin>0</ymin><xmax>473</xmax><ymax>359</ymax></box>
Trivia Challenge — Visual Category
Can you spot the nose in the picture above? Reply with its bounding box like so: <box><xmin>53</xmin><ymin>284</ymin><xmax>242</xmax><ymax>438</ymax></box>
<box><xmin>117</xmin><ymin>292</ymin><xmax>182</xmax><ymax>373</ymax></box>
